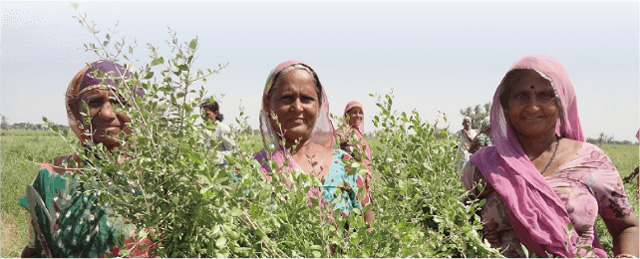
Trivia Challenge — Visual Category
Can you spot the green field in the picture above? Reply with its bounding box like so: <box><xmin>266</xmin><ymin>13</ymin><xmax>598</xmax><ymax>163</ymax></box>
<box><xmin>1</xmin><ymin>131</ymin><xmax>638</xmax><ymax>257</ymax></box>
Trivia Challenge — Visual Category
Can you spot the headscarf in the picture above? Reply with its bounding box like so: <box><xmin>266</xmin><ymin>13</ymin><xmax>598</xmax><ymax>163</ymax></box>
<box><xmin>469</xmin><ymin>54</ymin><xmax>604</xmax><ymax>258</ymax></box>
<box><xmin>255</xmin><ymin>60</ymin><xmax>333</xmax><ymax>172</ymax></box>
<box><xmin>65</xmin><ymin>60</ymin><xmax>136</xmax><ymax>143</ymax></box>
<box><xmin>342</xmin><ymin>101</ymin><xmax>372</xmax><ymax>166</ymax></box>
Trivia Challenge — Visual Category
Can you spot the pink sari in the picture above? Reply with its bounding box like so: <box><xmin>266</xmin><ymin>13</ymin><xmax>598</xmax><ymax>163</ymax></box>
<box><xmin>469</xmin><ymin>54</ymin><xmax>607</xmax><ymax>258</ymax></box>
<box><xmin>341</xmin><ymin>101</ymin><xmax>372</xmax><ymax>167</ymax></box>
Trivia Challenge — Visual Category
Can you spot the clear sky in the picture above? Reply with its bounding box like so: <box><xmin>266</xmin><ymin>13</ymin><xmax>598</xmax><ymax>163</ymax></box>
<box><xmin>1</xmin><ymin>1</ymin><xmax>638</xmax><ymax>141</ymax></box>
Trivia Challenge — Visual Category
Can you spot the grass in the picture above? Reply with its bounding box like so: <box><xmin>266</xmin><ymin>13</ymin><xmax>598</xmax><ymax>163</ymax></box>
<box><xmin>0</xmin><ymin>132</ymin><xmax>637</xmax><ymax>257</ymax></box>
<box><xmin>1</xmin><ymin>130</ymin><xmax>73</xmax><ymax>258</ymax></box>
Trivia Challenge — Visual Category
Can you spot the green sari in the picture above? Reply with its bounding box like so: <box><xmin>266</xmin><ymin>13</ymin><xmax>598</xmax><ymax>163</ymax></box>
<box><xmin>18</xmin><ymin>167</ymin><xmax>124</xmax><ymax>258</ymax></box>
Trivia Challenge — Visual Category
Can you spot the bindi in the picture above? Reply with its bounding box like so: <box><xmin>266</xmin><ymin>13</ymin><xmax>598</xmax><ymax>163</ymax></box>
<box><xmin>530</xmin><ymin>85</ymin><xmax>535</xmax><ymax>89</ymax></box>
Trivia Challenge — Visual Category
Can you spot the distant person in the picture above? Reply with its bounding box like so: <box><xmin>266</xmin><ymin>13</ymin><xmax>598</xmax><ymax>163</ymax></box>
<box><xmin>469</xmin><ymin>117</ymin><xmax>492</xmax><ymax>154</ymax></box>
<box><xmin>462</xmin><ymin>54</ymin><xmax>638</xmax><ymax>257</ymax></box>
<box><xmin>18</xmin><ymin>60</ymin><xmax>154</xmax><ymax>258</ymax></box>
<box><xmin>335</xmin><ymin>101</ymin><xmax>373</xmax><ymax>187</ymax></box>
<box><xmin>201</xmin><ymin>99</ymin><xmax>235</xmax><ymax>167</ymax></box>
<box><xmin>455</xmin><ymin>116</ymin><xmax>477</xmax><ymax>172</ymax></box>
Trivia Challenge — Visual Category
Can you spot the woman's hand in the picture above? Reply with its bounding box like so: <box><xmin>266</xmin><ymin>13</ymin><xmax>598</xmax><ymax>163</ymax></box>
<box><xmin>604</xmin><ymin>213</ymin><xmax>639</xmax><ymax>257</ymax></box>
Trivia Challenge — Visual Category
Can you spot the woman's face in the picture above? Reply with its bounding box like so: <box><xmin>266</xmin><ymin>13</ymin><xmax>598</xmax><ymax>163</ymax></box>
<box><xmin>267</xmin><ymin>69</ymin><xmax>320</xmax><ymax>144</ymax></box>
<box><xmin>203</xmin><ymin>109</ymin><xmax>218</xmax><ymax>122</ymax></box>
<box><xmin>76</xmin><ymin>88</ymin><xmax>131</xmax><ymax>149</ymax></box>
<box><xmin>504</xmin><ymin>69</ymin><xmax>559</xmax><ymax>139</ymax></box>
<box><xmin>346</xmin><ymin>106</ymin><xmax>364</xmax><ymax>127</ymax></box>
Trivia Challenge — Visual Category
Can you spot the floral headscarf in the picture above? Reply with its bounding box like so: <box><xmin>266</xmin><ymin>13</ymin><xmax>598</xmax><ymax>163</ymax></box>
<box><xmin>342</xmin><ymin>101</ymin><xmax>372</xmax><ymax>166</ymax></box>
<box><xmin>65</xmin><ymin>60</ymin><xmax>135</xmax><ymax>143</ymax></box>
<box><xmin>470</xmin><ymin>54</ymin><xmax>604</xmax><ymax>258</ymax></box>
<box><xmin>255</xmin><ymin>60</ymin><xmax>333</xmax><ymax>172</ymax></box>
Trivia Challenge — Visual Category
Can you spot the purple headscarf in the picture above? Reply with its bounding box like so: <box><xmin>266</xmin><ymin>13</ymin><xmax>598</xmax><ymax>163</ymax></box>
<box><xmin>470</xmin><ymin>54</ymin><xmax>605</xmax><ymax>257</ymax></box>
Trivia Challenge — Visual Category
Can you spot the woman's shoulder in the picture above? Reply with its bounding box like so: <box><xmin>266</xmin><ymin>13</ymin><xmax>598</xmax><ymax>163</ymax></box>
<box><xmin>42</xmin><ymin>154</ymin><xmax>79</xmax><ymax>175</ymax></box>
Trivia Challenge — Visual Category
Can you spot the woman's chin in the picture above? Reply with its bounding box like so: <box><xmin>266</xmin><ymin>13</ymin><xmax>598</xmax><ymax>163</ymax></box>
<box><xmin>92</xmin><ymin>136</ymin><xmax>121</xmax><ymax>150</ymax></box>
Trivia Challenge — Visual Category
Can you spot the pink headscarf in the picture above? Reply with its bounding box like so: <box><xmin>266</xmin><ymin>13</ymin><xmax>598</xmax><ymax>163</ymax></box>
<box><xmin>470</xmin><ymin>54</ymin><xmax>605</xmax><ymax>258</ymax></box>
<box><xmin>342</xmin><ymin>101</ymin><xmax>372</xmax><ymax>166</ymax></box>
<box><xmin>254</xmin><ymin>60</ymin><xmax>334</xmax><ymax>173</ymax></box>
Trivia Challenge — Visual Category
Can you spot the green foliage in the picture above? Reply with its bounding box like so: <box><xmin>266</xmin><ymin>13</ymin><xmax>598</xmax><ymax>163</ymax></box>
<box><xmin>7</xmin><ymin>11</ymin><xmax>636</xmax><ymax>259</ymax></box>
<box><xmin>370</xmin><ymin>90</ymin><xmax>501</xmax><ymax>258</ymax></box>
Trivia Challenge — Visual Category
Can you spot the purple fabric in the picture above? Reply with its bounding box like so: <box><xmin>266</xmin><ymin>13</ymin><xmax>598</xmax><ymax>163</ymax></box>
<box><xmin>469</xmin><ymin>54</ymin><xmax>606</xmax><ymax>258</ymax></box>
<box><xmin>81</xmin><ymin>60</ymin><xmax>130</xmax><ymax>90</ymax></box>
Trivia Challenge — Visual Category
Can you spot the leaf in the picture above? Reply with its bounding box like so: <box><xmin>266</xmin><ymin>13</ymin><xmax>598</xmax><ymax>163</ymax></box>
<box><xmin>189</xmin><ymin>39</ymin><xmax>198</xmax><ymax>50</ymax></box>
<box><xmin>215</xmin><ymin>236</ymin><xmax>227</xmax><ymax>248</ymax></box>
<box><xmin>151</xmin><ymin>57</ymin><xmax>164</xmax><ymax>66</ymax></box>
<box><xmin>230</xmin><ymin>208</ymin><xmax>243</xmax><ymax>217</ymax></box>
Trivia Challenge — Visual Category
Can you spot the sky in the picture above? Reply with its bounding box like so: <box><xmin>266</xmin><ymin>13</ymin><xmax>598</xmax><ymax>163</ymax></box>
<box><xmin>1</xmin><ymin>1</ymin><xmax>638</xmax><ymax>141</ymax></box>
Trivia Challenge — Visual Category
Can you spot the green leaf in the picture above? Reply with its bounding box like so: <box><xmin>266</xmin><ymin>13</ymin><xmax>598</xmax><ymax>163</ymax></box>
<box><xmin>151</xmin><ymin>57</ymin><xmax>164</xmax><ymax>66</ymax></box>
<box><xmin>215</xmin><ymin>236</ymin><xmax>227</xmax><ymax>248</ymax></box>
<box><xmin>230</xmin><ymin>208</ymin><xmax>243</xmax><ymax>217</ymax></box>
<box><xmin>189</xmin><ymin>39</ymin><xmax>198</xmax><ymax>50</ymax></box>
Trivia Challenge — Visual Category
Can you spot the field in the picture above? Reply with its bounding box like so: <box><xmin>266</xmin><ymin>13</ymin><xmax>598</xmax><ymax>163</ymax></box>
<box><xmin>1</xmin><ymin>130</ymin><xmax>638</xmax><ymax>257</ymax></box>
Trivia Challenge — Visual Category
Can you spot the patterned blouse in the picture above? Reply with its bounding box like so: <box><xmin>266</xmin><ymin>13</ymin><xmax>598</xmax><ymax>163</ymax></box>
<box><xmin>462</xmin><ymin>142</ymin><xmax>634</xmax><ymax>257</ymax></box>
<box><xmin>322</xmin><ymin>150</ymin><xmax>370</xmax><ymax>215</ymax></box>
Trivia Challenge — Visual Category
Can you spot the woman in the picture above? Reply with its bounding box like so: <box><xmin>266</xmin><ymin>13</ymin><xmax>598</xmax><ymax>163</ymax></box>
<box><xmin>253</xmin><ymin>60</ymin><xmax>373</xmax><ymax>222</ymax></box>
<box><xmin>201</xmin><ymin>99</ymin><xmax>235</xmax><ymax>167</ymax></box>
<box><xmin>19</xmin><ymin>60</ymin><xmax>153</xmax><ymax>258</ymax></box>
<box><xmin>462</xmin><ymin>54</ymin><xmax>638</xmax><ymax>258</ymax></box>
<box><xmin>456</xmin><ymin>116</ymin><xmax>477</xmax><ymax>172</ymax></box>
<box><xmin>335</xmin><ymin>101</ymin><xmax>373</xmax><ymax>189</ymax></box>
<box><xmin>469</xmin><ymin>117</ymin><xmax>492</xmax><ymax>154</ymax></box>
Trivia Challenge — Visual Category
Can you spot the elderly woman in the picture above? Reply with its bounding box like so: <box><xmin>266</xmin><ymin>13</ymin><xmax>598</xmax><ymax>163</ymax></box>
<box><xmin>462</xmin><ymin>55</ymin><xmax>639</xmax><ymax>258</ymax></box>
<box><xmin>335</xmin><ymin>101</ymin><xmax>374</xmax><ymax>191</ymax></box>
<box><xmin>253</xmin><ymin>60</ymin><xmax>373</xmax><ymax>223</ymax></box>
<box><xmin>19</xmin><ymin>60</ymin><xmax>153</xmax><ymax>258</ymax></box>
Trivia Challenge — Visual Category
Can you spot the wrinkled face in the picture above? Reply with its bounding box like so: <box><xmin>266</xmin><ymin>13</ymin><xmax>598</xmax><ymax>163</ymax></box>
<box><xmin>203</xmin><ymin>109</ymin><xmax>218</xmax><ymax>122</ymax></box>
<box><xmin>267</xmin><ymin>69</ymin><xmax>320</xmax><ymax>144</ymax></box>
<box><xmin>463</xmin><ymin>118</ymin><xmax>472</xmax><ymax>130</ymax></box>
<box><xmin>504</xmin><ymin>69</ymin><xmax>559</xmax><ymax>139</ymax></box>
<box><xmin>76</xmin><ymin>88</ymin><xmax>131</xmax><ymax>149</ymax></box>
<box><xmin>346</xmin><ymin>106</ymin><xmax>363</xmax><ymax>127</ymax></box>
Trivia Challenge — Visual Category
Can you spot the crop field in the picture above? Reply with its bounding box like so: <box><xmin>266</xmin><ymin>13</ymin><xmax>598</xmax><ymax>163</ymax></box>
<box><xmin>1</xmin><ymin>130</ymin><xmax>637</xmax><ymax>257</ymax></box>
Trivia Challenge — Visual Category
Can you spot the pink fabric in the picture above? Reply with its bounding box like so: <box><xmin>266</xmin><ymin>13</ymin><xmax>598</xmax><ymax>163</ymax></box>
<box><xmin>342</xmin><ymin>101</ymin><xmax>372</xmax><ymax>166</ymax></box>
<box><xmin>469</xmin><ymin>54</ymin><xmax>606</xmax><ymax>258</ymax></box>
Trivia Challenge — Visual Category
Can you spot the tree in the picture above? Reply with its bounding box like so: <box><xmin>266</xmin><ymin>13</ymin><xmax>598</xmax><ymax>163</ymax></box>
<box><xmin>459</xmin><ymin>102</ymin><xmax>491</xmax><ymax>129</ymax></box>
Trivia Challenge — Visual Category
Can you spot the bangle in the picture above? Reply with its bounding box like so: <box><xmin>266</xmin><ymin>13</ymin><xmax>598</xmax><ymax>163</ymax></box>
<box><xmin>614</xmin><ymin>254</ymin><xmax>636</xmax><ymax>258</ymax></box>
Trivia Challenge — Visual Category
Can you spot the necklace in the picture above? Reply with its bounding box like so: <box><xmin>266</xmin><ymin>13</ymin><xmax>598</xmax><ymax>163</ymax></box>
<box><xmin>541</xmin><ymin>137</ymin><xmax>560</xmax><ymax>174</ymax></box>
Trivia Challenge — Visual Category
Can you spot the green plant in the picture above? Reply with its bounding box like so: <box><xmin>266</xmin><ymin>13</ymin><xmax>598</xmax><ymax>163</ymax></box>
<box><xmin>43</xmin><ymin>11</ymin><xmax>501</xmax><ymax>258</ymax></box>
